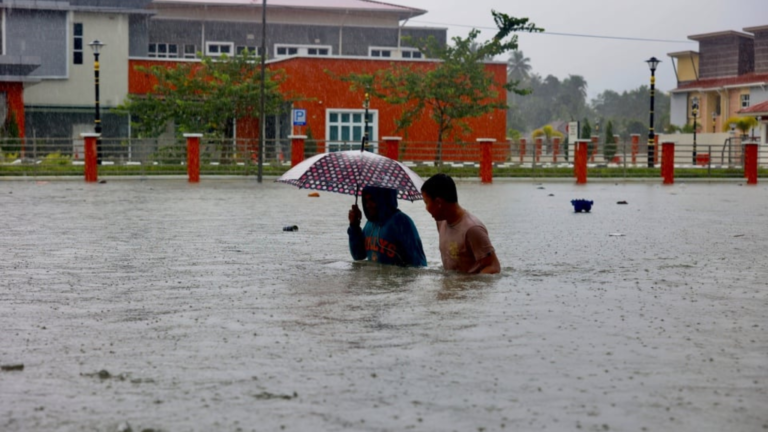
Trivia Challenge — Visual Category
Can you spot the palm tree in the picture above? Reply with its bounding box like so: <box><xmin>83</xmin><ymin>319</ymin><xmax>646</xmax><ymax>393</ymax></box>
<box><xmin>507</xmin><ymin>50</ymin><xmax>531</xmax><ymax>82</ymax></box>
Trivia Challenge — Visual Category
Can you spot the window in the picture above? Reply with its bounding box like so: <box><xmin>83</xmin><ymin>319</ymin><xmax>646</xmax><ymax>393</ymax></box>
<box><xmin>741</xmin><ymin>94</ymin><xmax>750</xmax><ymax>108</ymax></box>
<box><xmin>371</xmin><ymin>49</ymin><xmax>392</xmax><ymax>58</ymax></box>
<box><xmin>401</xmin><ymin>50</ymin><xmax>422</xmax><ymax>59</ymax></box>
<box><xmin>276</xmin><ymin>46</ymin><xmax>298</xmax><ymax>56</ymax></box>
<box><xmin>73</xmin><ymin>23</ymin><xmax>83</xmax><ymax>65</ymax></box>
<box><xmin>275</xmin><ymin>44</ymin><xmax>332</xmax><ymax>57</ymax></box>
<box><xmin>326</xmin><ymin>110</ymin><xmax>377</xmax><ymax>153</ymax></box>
<box><xmin>148</xmin><ymin>43</ymin><xmax>179</xmax><ymax>59</ymax></box>
<box><xmin>370</xmin><ymin>47</ymin><xmax>422</xmax><ymax>59</ymax></box>
<box><xmin>184</xmin><ymin>44</ymin><xmax>197</xmax><ymax>59</ymax></box>
<box><xmin>206</xmin><ymin>42</ymin><xmax>234</xmax><ymax>56</ymax></box>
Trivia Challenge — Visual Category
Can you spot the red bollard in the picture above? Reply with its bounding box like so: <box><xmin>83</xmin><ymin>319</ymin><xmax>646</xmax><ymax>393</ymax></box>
<box><xmin>519</xmin><ymin>138</ymin><xmax>527</xmax><ymax>164</ymax></box>
<box><xmin>382</xmin><ymin>136</ymin><xmax>401</xmax><ymax>161</ymax></box>
<box><xmin>553</xmin><ymin>136</ymin><xmax>560</xmax><ymax>163</ymax></box>
<box><xmin>575</xmin><ymin>139</ymin><xmax>589</xmax><ymax>184</ymax></box>
<box><xmin>745</xmin><ymin>142</ymin><xmax>758</xmax><ymax>185</ymax></box>
<box><xmin>662</xmin><ymin>142</ymin><xmax>675</xmax><ymax>185</ymax></box>
<box><xmin>184</xmin><ymin>133</ymin><xmax>202</xmax><ymax>183</ymax></box>
<box><xmin>535</xmin><ymin>137</ymin><xmax>542</xmax><ymax>163</ymax></box>
<box><xmin>631</xmin><ymin>134</ymin><xmax>639</xmax><ymax>165</ymax></box>
<box><xmin>289</xmin><ymin>135</ymin><xmax>306</xmax><ymax>167</ymax></box>
<box><xmin>82</xmin><ymin>133</ymin><xmax>99</xmax><ymax>183</ymax></box>
<box><xmin>478</xmin><ymin>138</ymin><xmax>495</xmax><ymax>184</ymax></box>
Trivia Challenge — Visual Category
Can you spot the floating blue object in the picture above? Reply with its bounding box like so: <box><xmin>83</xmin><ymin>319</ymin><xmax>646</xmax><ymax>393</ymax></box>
<box><xmin>571</xmin><ymin>199</ymin><xmax>593</xmax><ymax>213</ymax></box>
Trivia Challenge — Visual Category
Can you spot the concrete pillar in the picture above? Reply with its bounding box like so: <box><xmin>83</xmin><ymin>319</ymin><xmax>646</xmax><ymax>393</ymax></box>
<box><xmin>535</xmin><ymin>137</ymin><xmax>542</xmax><ymax>163</ymax></box>
<box><xmin>662</xmin><ymin>142</ymin><xmax>675</xmax><ymax>185</ymax></box>
<box><xmin>288</xmin><ymin>135</ymin><xmax>307</xmax><ymax>167</ymax></box>
<box><xmin>81</xmin><ymin>133</ymin><xmax>100</xmax><ymax>183</ymax></box>
<box><xmin>575</xmin><ymin>139</ymin><xmax>589</xmax><ymax>184</ymax></box>
<box><xmin>184</xmin><ymin>133</ymin><xmax>202</xmax><ymax>183</ymax></box>
<box><xmin>478</xmin><ymin>138</ymin><xmax>495</xmax><ymax>184</ymax></box>
<box><xmin>745</xmin><ymin>141</ymin><xmax>758</xmax><ymax>185</ymax></box>
<box><xmin>382</xmin><ymin>136</ymin><xmax>402</xmax><ymax>161</ymax></box>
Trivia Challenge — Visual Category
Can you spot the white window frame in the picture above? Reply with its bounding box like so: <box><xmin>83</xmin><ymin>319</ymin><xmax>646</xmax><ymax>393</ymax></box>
<box><xmin>400</xmin><ymin>49</ymin><xmax>422</xmax><ymax>59</ymax></box>
<box><xmin>369</xmin><ymin>46</ymin><xmax>422</xmax><ymax>59</ymax></box>
<box><xmin>274</xmin><ymin>44</ymin><xmax>332</xmax><ymax>58</ymax></box>
<box><xmin>741</xmin><ymin>94</ymin><xmax>750</xmax><ymax>108</ymax></box>
<box><xmin>326</xmin><ymin>109</ymin><xmax>379</xmax><ymax>153</ymax></box>
<box><xmin>149</xmin><ymin>43</ymin><xmax>179</xmax><ymax>59</ymax></box>
<box><xmin>205</xmin><ymin>41</ymin><xmax>234</xmax><ymax>57</ymax></box>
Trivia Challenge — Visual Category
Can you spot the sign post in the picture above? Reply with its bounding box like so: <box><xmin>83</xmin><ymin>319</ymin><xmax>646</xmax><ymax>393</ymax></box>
<box><xmin>292</xmin><ymin>109</ymin><xmax>306</xmax><ymax>135</ymax></box>
<box><xmin>567</xmin><ymin>121</ymin><xmax>579</xmax><ymax>162</ymax></box>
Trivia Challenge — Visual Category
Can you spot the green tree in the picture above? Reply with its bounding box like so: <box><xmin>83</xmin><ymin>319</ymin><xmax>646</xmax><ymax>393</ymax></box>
<box><xmin>591</xmin><ymin>86</ymin><xmax>670</xmax><ymax>139</ymax></box>
<box><xmin>117</xmin><ymin>50</ymin><xmax>290</xmax><ymax>139</ymax></box>
<box><xmin>581</xmin><ymin>118</ymin><xmax>592</xmax><ymax>139</ymax></box>
<box><xmin>338</xmin><ymin>11</ymin><xmax>543</xmax><ymax>165</ymax></box>
<box><xmin>723</xmin><ymin>116</ymin><xmax>758</xmax><ymax>137</ymax></box>
<box><xmin>506</xmin><ymin>50</ymin><xmax>531</xmax><ymax>82</ymax></box>
<box><xmin>603</xmin><ymin>120</ymin><xmax>616</xmax><ymax>161</ymax></box>
<box><xmin>581</xmin><ymin>117</ymin><xmax>593</xmax><ymax>155</ymax></box>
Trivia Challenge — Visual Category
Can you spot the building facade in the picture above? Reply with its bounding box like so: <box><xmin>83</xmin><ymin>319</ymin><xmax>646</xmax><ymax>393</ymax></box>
<box><xmin>5</xmin><ymin>0</ymin><xmax>507</xmax><ymax>163</ymax></box>
<box><xmin>2</xmin><ymin>0</ymin><xmax>153</xmax><ymax>140</ymax></box>
<box><xmin>669</xmin><ymin>26</ymin><xmax>768</xmax><ymax>142</ymax></box>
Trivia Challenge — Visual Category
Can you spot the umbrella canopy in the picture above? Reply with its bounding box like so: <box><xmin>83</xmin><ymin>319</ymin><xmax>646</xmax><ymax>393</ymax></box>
<box><xmin>276</xmin><ymin>150</ymin><xmax>424</xmax><ymax>201</ymax></box>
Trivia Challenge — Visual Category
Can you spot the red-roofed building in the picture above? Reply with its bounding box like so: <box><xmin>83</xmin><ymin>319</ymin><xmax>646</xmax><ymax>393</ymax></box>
<box><xmin>668</xmin><ymin>26</ymin><xmax>768</xmax><ymax>142</ymax></box>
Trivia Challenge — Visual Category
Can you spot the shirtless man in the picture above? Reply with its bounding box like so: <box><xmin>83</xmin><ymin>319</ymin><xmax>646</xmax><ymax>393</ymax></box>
<box><xmin>420</xmin><ymin>174</ymin><xmax>500</xmax><ymax>274</ymax></box>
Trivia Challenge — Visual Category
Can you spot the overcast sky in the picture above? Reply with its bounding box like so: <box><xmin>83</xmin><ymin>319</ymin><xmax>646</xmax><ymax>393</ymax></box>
<box><xmin>401</xmin><ymin>0</ymin><xmax>766</xmax><ymax>101</ymax></box>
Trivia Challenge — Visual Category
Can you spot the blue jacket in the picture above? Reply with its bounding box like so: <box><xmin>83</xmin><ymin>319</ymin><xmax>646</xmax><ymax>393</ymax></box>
<box><xmin>348</xmin><ymin>186</ymin><xmax>427</xmax><ymax>267</ymax></box>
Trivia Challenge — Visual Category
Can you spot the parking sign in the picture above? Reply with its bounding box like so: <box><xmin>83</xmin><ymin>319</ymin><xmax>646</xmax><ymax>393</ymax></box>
<box><xmin>292</xmin><ymin>109</ymin><xmax>306</xmax><ymax>126</ymax></box>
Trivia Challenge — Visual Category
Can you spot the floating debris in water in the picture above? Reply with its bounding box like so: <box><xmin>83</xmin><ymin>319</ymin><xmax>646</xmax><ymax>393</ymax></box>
<box><xmin>283</xmin><ymin>225</ymin><xmax>299</xmax><ymax>232</ymax></box>
<box><xmin>1</xmin><ymin>364</ymin><xmax>24</xmax><ymax>371</ymax></box>
<box><xmin>609</xmin><ymin>233</ymin><xmax>625</xmax><ymax>237</ymax></box>
<box><xmin>99</xmin><ymin>180</ymin><xmax>107</xmax><ymax>184</ymax></box>
<box><xmin>571</xmin><ymin>199</ymin><xmax>593</xmax><ymax>213</ymax></box>
<box><xmin>617</xmin><ymin>200</ymin><xmax>628</xmax><ymax>205</ymax></box>
<box><xmin>308</xmin><ymin>192</ymin><xmax>320</xmax><ymax>197</ymax></box>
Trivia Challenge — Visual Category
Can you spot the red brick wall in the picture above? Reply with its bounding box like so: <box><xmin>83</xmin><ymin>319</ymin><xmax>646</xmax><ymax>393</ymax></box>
<box><xmin>128</xmin><ymin>57</ymin><xmax>509</xmax><ymax>161</ymax></box>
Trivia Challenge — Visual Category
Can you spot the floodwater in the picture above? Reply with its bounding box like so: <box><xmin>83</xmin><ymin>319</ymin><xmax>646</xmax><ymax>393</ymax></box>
<box><xmin>1</xmin><ymin>178</ymin><xmax>766</xmax><ymax>432</ymax></box>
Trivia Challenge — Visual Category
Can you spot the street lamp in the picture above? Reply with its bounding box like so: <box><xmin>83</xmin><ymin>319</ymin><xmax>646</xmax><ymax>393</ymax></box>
<box><xmin>692</xmin><ymin>100</ymin><xmax>698</xmax><ymax>165</ymax></box>
<box><xmin>712</xmin><ymin>112</ymin><xmax>717</xmax><ymax>133</ymax></box>
<box><xmin>646</xmin><ymin>56</ymin><xmax>661</xmax><ymax>168</ymax></box>
<box><xmin>89</xmin><ymin>40</ymin><xmax>105</xmax><ymax>165</ymax></box>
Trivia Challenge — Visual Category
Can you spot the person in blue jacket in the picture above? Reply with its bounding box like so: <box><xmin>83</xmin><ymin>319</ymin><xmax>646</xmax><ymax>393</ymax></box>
<box><xmin>347</xmin><ymin>186</ymin><xmax>427</xmax><ymax>267</ymax></box>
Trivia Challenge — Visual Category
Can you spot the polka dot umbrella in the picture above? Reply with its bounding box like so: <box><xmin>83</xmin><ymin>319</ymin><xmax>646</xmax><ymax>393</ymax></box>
<box><xmin>276</xmin><ymin>150</ymin><xmax>424</xmax><ymax>202</ymax></box>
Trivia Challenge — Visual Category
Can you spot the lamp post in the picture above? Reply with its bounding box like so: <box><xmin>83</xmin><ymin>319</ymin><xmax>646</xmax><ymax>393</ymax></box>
<box><xmin>692</xmin><ymin>101</ymin><xmax>698</xmax><ymax>165</ymax></box>
<box><xmin>712</xmin><ymin>112</ymin><xmax>717</xmax><ymax>134</ymax></box>
<box><xmin>89</xmin><ymin>40</ymin><xmax>105</xmax><ymax>165</ymax></box>
<box><xmin>646</xmin><ymin>57</ymin><xmax>660</xmax><ymax>168</ymax></box>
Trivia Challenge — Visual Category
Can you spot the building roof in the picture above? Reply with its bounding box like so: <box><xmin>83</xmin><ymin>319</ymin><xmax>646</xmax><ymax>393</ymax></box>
<box><xmin>672</xmin><ymin>72</ymin><xmax>768</xmax><ymax>92</ymax></box>
<box><xmin>739</xmin><ymin>100</ymin><xmax>768</xmax><ymax>115</ymax></box>
<box><xmin>667</xmin><ymin>50</ymin><xmax>698</xmax><ymax>58</ymax></box>
<box><xmin>744</xmin><ymin>25</ymin><xmax>768</xmax><ymax>33</ymax></box>
<box><xmin>151</xmin><ymin>0</ymin><xmax>427</xmax><ymax>19</ymax></box>
<box><xmin>688</xmin><ymin>30</ymin><xmax>753</xmax><ymax>41</ymax></box>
